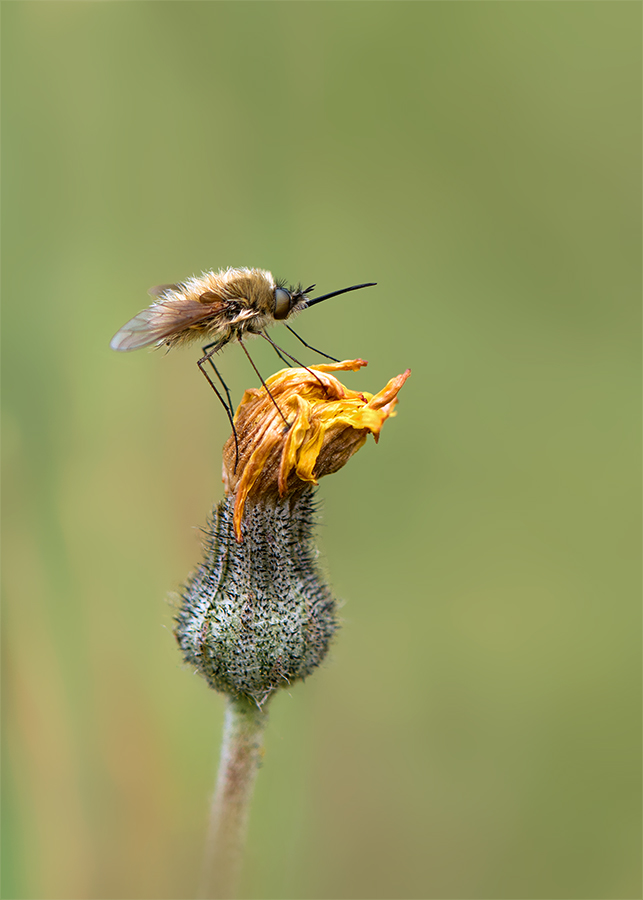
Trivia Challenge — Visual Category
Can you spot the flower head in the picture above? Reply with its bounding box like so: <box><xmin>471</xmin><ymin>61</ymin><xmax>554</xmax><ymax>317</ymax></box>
<box><xmin>223</xmin><ymin>360</ymin><xmax>411</xmax><ymax>540</ymax></box>
<box><xmin>175</xmin><ymin>359</ymin><xmax>410</xmax><ymax>703</ymax></box>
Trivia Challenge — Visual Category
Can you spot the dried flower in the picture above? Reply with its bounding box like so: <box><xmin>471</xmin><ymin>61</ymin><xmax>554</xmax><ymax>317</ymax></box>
<box><xmin>174</xmin><ymin>359</ymin><xmax>410</xmax><ymax>898</ymax></box>
<box><xmin>223</xmin><ymin>359</ymin><xmax>411</xmax><ymax>541</ymax></box>
<box><xmin>174</xmin><ymin>360</ymin><xmax>410</xmax><ymax>704</ymax></box>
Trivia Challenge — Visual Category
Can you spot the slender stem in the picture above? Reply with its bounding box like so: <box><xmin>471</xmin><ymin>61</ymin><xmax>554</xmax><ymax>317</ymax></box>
<box><xmin>198</xmin><ymin>695</ymin><xmax>269</xmax><ymax>899</ymax></box>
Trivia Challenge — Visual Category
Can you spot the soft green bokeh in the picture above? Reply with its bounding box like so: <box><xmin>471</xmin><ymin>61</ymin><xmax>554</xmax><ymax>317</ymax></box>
<box><xmin>2</xmin><ymin>3</ymin><xmax>640</xmax><ymax>898</ymax></box>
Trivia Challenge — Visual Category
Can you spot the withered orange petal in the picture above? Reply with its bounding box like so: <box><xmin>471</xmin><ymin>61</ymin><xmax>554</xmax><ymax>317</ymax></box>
<box><xmin>224</xmin><ymin>361</ymin><xmax>410</xmax><ymax>541</ymax></box>
<box><xmin>367</xmin><ymin>369</ymin><xmax>412</xmax><ymax>410</ymax></box>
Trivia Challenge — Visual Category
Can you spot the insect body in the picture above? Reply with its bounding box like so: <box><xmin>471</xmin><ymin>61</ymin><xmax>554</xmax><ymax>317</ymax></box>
<box><xmin>110</xmin><ymin>267</ymin><xmax>374</xmax><ymax>355</ymax></box>
<box><xmin>111</xmin><ymin>267</ymin><xmax>375</xmax><ymax>462</ymax></box>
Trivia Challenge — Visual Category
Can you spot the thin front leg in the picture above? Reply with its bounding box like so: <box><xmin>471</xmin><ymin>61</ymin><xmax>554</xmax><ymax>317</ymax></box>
<box><xmin>285</xmin><ymin>325</ymin><xmax>340</xmax><ymax>362</ymax></box>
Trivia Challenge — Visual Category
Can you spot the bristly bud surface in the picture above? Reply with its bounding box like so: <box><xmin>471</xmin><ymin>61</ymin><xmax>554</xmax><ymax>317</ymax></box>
<box><xmin>175</xmin><ymin>490</ymin><xmax>336</xmax><ymax>704</ymax></box>
<box><xmin>174</xmin><ymin>360</ymin><xmax>410</xmax><ymax>704</ymax></box>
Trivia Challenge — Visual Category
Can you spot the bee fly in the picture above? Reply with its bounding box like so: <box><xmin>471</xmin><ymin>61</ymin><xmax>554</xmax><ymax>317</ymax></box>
<box><xmin>110</xmin><ymin>266</ymin><xmax>375</xmax><ymax>461</ymax></box>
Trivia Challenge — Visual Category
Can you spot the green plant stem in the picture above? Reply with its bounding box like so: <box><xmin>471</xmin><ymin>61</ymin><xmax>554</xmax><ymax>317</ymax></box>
<box><xmin>198</xmin><ymin>695</ymin><xmax>269</xmax><ymax>899</ymax></box>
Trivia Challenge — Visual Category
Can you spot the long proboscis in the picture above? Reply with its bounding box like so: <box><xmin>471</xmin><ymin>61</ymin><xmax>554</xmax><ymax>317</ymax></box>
<box><xmin>305</xmin><ymin>282</ymin><xmax>377</xmax><ymax>308</ymax></box>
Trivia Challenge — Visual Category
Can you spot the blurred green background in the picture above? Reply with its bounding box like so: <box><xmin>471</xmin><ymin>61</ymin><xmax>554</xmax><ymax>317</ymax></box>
<box><xmin>2</xmin><ymin>2</ymin><xmax>640</xmax><ymax>898</ymax></box>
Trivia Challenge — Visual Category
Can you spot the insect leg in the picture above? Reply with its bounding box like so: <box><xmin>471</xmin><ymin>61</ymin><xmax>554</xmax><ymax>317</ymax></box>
<box><xmin>267</xmin><ymin>342</ymin><xmax>292</xmax><ymax>367</ymax></box>
<box><xmin>284</xmin><ymin>325</ymin><xmax>340</xmax><ymax>362</ymax></box>
<box><xmin>260</xmin><ymin>332</ymin><xmax>330</xmax><ymax>394</ymax></box>
<box><xmin>201</xmin><ymin>341</ymin><xmax>234</xmax><ymax>416</ymax></box>
<box><xmin>237</xmin><ymin>339</ymin><xmax>289</xmax><ymax>427</ymax></box>
<box><xmin>197</xmin><ymin>341</ymin><xmax>240</xmax><ymax>471</ymax></box>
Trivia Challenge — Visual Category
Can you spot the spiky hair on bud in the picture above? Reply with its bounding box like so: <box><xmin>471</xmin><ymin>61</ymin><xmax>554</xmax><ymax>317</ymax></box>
<box><xmin>175</xmin><ymin>490</ymin><xmax>336</xmax><ymax>705</ymax></box>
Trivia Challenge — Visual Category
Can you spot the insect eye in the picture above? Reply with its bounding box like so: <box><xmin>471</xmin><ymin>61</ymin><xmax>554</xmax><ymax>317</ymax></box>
<box><xmin>273</xmin><ymin>287</ymin><xmax>292</xmax><ymax>320</ymax></box>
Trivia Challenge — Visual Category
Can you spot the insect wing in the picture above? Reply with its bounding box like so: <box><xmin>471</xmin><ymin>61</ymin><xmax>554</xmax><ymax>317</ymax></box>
<box><xmin>110</xmin><ymin>299</ymin><xmax>228</xmax><ymax>351</ymax></box>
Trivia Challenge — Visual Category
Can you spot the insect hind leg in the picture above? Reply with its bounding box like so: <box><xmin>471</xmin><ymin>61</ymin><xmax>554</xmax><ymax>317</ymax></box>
<box><xmin>197</xmin><ymin>341</ymin><xmax>240</xmax><ymax>471</ymax></box>
<box><xmin>201</xmin><ymin>341</ymin><xmax>234</xmax><ymax>416</ymax></box>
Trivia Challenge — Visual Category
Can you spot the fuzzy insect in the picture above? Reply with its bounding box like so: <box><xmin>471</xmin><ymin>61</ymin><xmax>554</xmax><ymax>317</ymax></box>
<box><xmin>110</xmin><ymin>267</ymin><xmax>375</xmax><ymax>459</ymax></box>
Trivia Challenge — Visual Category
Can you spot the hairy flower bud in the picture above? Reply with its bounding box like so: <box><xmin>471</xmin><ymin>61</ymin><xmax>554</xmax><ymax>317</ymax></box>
<box><xmin>174</xmin><ymin>360</ymin><xmax>410</xmax><ymax>704</ymax></box>
<box><xmin>175</xmin><ymin>491</ymin><xmax>336</xmax><ymax>704</ymax></box>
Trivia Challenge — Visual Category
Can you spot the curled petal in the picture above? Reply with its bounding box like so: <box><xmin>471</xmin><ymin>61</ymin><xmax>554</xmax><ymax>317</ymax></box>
<box><xmin>222</xmin><ymin>360</ymin><xmax>411</xmax><ymax>540</ymax></box>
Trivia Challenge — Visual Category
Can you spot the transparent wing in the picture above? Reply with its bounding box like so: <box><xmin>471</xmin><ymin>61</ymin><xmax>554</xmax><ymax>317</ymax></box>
<box><xmin>110</xmin><ymin>300</ymin><xmax>228</xmax><ymax>352</ymax></box>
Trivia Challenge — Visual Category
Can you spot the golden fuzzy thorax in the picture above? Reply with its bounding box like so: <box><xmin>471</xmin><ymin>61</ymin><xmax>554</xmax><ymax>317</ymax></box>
<box><xmin>181</xmin><ymin>267</ymin><xmax>276</xmax><ymax>312</ymax></box>
<box><xmin>161</xmin><ymin>267</ymin><xmax>277</xmax><ymax>348</ymax></box>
